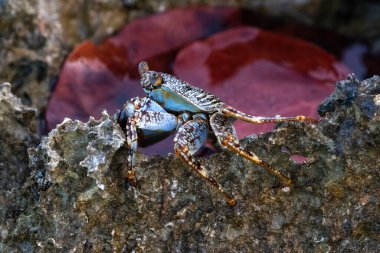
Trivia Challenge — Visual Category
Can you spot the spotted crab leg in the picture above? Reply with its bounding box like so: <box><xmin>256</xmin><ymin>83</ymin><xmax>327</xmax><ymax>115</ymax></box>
<box><xmin>174</xmin><ymin>116</ymin><xmax>237</xmax><ymax>206</ymax></box>
<box><xmin>122</xmin><ymin>120</ymin><xmax>139</xmax><ymax>185</ymax></box>
<box><xmin>210</xmin><ymin>113</ymin><xmax>293</xmax><ymax>187</ymax></box>
<box><xmin>221</xmin><ymin>105</ymin><xmax>319</xmax><ymax>124</ymax></box>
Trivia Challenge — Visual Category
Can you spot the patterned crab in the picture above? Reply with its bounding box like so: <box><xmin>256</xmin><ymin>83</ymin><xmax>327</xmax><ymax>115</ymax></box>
<box><xmin>117</xmin><ymin>61</ymin><xmax>318</xmax><ymax>206</ymax></box>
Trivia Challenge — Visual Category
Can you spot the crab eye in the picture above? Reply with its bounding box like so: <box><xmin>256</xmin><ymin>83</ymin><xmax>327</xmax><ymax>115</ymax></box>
<box><xmin>149</xmin><ymin>73</ymin><xmax>162</xmax><ymax>88</ymax></box>
<box><xmin>138</xmin><ymin>61</ymin><xmax>149</xmax><ymax>75</ymax></box>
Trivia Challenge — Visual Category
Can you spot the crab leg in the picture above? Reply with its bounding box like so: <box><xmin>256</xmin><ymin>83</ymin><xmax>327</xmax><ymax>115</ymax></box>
<box><xmin>174</xmin><ymin>116</ymin><xmax>236</xmax><ymax>206</ymax></box>
<box><xmin>123</xmin><ymin>120</ymin><xmax>139</xmax><ymax>185</ymax></box>
<box><xmin>221</xmin><ymin>105</ymin><xmax>319</xmax><ymax>124</ymax></box>
<box><xmin>210</xmin><ymin>113</ymin><xmax>293</xmax><ymax>186</ymax></box>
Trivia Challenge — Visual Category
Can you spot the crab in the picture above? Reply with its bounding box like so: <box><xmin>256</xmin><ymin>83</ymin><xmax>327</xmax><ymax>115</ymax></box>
<box><xmin>117</xmin><ymin>61</ymin><xmax>318</xmax><ymax>206</ymax></box>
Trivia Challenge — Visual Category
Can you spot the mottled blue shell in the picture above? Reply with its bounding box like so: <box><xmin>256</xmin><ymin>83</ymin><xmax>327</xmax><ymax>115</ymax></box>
<box><xmin>145</xmin><ymin>72</ymin><xmax>225</xmax><ymax>114</ymax></box>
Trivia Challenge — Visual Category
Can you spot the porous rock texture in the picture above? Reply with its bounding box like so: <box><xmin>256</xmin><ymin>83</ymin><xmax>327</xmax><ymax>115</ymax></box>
<box><xmin>1</xmin><ymin>75</ymin><xmax>380</xmax><ymax>252</ymax></box>
<box><xmin>0</xmin><ymin>83</ymin><xmax>37</xmax><ymax>191</ymax></box>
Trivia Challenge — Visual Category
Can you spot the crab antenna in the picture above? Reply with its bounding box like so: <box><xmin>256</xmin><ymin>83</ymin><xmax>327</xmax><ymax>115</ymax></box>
<box><xmin>138</xmin><ymin>61</ymin><xmax>149</xmax><ymax>75</ymax></box>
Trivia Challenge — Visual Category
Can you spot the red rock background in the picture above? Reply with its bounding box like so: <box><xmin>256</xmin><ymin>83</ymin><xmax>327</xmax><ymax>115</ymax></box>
<box><xmin>46</xmin><ymin>7</ymin><xmax>350</xmax><ymax>154</ymax></box>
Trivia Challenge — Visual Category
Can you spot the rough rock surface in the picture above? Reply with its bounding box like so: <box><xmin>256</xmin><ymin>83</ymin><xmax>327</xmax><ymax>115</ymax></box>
<box><xmin>0</xmin><ymin>83</ymin><xmax>38</xmax><ymax>191</ymax></box>
<box><xmin>1</xmin><ymin>75</ymin><xmax>380</xmax><ymax>252</ymax></box>
<box><xmin>0</xmin><ymin>0</ymin><xmax>130</xmax><ymax>130</ymax></box>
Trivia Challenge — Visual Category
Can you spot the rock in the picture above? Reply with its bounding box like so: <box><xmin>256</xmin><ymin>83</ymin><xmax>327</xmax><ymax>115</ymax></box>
<box><xmin>1</xmin><ymin>75</ymin><xmax>380</xmax><ymax>252</ymax></box>
<box><xmin>0</xmin><ymin>82</ymin><xmax>38</xmax><ymax>191</ymax></box>
<box><xmin>173</xmin><ymin>26</ymin><xmax>349</xmax><ymax>136</ymax></box>
<box><xmin>0</xmin><ymin>0</ymin><xmax>130</xmax><ymax>131</ymax></box>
